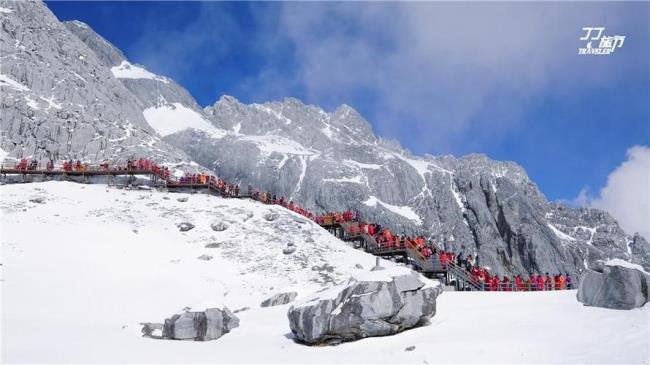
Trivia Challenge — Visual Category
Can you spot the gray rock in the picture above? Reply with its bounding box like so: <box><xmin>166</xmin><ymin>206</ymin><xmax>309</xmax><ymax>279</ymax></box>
<box><xmin>264</xmin><ymin>211</ymin><xmax>279</xmax><ymax>222</ymax></box>
<box><xmin>140</xmin><ymin>322</ymin><xmax>163</xmax><ymax>338</ymax></box>
<box><xmin>29</xmin><ymin>197</ymin><xmax>45</xmax><ymax>204</ymax></box>
<box><xmin>283</xmin><ymin>247</ymin><xmax>296</xmax><ymax>255</ymax></box>
<box><xmin>205</xmin><ymin>242</ymin><xmax>220</xmax><ymax>248</ymax></box>
<box><xmin>177</xmin><ymin>197</ymin><xmax>189</xmax><ymax>203</ymax></box>
<box><xmin>577</xmin><ymin>261</ymin><xmax>650</xmax><ymax>310</ymax></box>
<box><xmin>210</xmin><ymin>222</ymin><xmax>229</xmax><ymax>232</ymax></box>
<box><xmin>197</xmin><ymin>254</ymin><xmax>213</xmax><ymax>261</ymax></box>
<box><xmin>177</xmin><ymin>222</ymin><xmax>195</xmax><ymax>232</ymax></box>
<box><xmin>287</xmin><ymin>268</ymin><xmax>443</xmax><ymax>345</ymax></box>
<box><xmin>261</xmin><ymin>292</ymin><xmax>298</xmax><ymax>307</ymax></box>
<box><xmin>161</xmin><ymin>307</ymin><xmax>239</xmax><ymax>341</ymax></box>
<box><xmin>355</xmin><ymin>264</ymin><xmax>364</xmax><ymax>269</ymax></box>
<box><xmin>233</xmin><ymin>307</ymin><xmax>250</xmax><ymax>314</ymax></box>
<box><xmin>588</xmin><ymin>260</ymin><xmax>606</xmax><ymax>273</ymax></box>
<box><xmin>405</xmin><ymin>346</ymin><xmax>416</xmax><ymax>352</ymax></box>
<box><xmin>287</xmin><ymin>242</ymin><xmax>295</xmax><ymax>247</ymax></box>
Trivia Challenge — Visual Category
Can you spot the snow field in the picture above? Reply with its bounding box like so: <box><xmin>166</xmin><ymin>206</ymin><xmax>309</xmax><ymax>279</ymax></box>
<box><xmin>142</xmin><ymin>103</ymin><xmax>226</xmax><ymax>138</ymax></box>
<box><xmin>1</xmin><ymin>182</ymin><xmax>648</xmax><ymax>364</ymax></box>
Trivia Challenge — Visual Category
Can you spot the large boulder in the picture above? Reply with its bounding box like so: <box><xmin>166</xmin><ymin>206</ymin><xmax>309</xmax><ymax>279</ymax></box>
<box><xmin>287</xmin><ymin>266</ymin><xmax>443</xmax><ymax>345</ymax></box>
<box><xmin>160</xmin><ymin>307</ymin><xmax>239</xmax><ymax>341</ymax></box>
<box><xmin>261</xmin><ymin>292</ymin><xmax>298</xmax><ymax>307</ymax></box>
<box><xmin>577</xmin><ymin>259</ymin><xmax>650</xmax><ymax>310</ymax></box>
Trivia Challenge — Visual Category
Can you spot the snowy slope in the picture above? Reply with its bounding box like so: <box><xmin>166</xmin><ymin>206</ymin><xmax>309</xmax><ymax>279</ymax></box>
<box><xmin>142</xmin><ymin>102</ymin><xmax>226</xmax><ymax>138</ymax></box>
<box><xmin>1</xmin><ymin>182</ymin><xmax>648</xmax><ymax>364</ymax></box>
<box><xmin>111</xmin><ymin>60</ymin><xmax>170</xmax><ymax>83</ymax></box>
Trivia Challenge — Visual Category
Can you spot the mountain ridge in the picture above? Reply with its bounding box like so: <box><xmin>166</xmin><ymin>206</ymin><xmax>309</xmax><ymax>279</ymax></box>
<box><xmin>1</xmin><ymin>0</ymin><xmax>648</xmax><ymax>277</ymax></box>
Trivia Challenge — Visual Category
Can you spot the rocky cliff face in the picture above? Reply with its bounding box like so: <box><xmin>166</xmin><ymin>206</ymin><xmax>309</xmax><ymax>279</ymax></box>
<box><xmin>0</xmin><ymin>0</ymin><xmax>191</xmax><ymax>165</ymax></box>
<box><xmin>2</xmin><ymin>0</ymin><xmax>648</xmax><ymax>278</ymax></box>
<box><xmin>64</xmin><ymin>20</ymin><xmax>204</xmax><ymax>114</ymax></box>
<box><xmin>167</xmin><ymin>96</ymin><xmax>650</xmax><ymax>277</ymax></box>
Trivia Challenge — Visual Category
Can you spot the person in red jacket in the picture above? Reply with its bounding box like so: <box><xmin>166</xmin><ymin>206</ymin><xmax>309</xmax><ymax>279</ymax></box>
<box><xmin>553</xmin><ymin>275</ymin><xmax>560</xmax><ymax>290</ymax></box>
<box><xmin>439</xmin><ymin>252</ymin><xmax>448</xmax><ymax>268</ymax></box>
<box><xmin>537</xmin><ymin>274</ymin><xmax>545</xmax><ymax>291</ymax></box>
<box><xmin>490</xmin><ymin>276</ymin><xmax>500</xmax><ymax>291</ymax></box>
<box><xmin>529</xmin><ymin>274</ymin><xmax>537</xmax><ymax>291</ymax></box>
<box><xmin>368</xmin><ymin>224</ymin><xmax>375</xmax><ymax>236</ymax></box>
<box><xmin>514</xmin><ymin>275</ymin><xmax>524</xmax><ymax>291</ymax></box>
<box><xmin>479</xmin><ymin>271</ymin><xmax>486</xmax><ymax>289</ymax></box>
<box><xmin>383</xmin><ymin>229</ymin><xmax>393</xmax><ymax>243</ymax></box>
<box><xmin>544</xmin><ymin>273</ymin><xmax>553</xmax><ymax>290</ymax></box>
<box><xmin>502</xmin><ymin>276</ymin><xmax>512</xmax><ymax>291</ymax></box>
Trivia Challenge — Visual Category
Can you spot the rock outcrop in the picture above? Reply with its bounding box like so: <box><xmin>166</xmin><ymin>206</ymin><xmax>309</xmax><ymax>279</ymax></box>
<box><xmin>160</xmin><ymin>307</ymin><xmax>239</xmax><ymax>341</ymax></box>
<box><xmin>287</xmin><ymin>267</ymin><xmax>442</xmax><ymax>345</ymax></box>
<box><xmin>210</xmin><ymin>222</ymin><xmax>229</xmax><ymax>232</ymax></box>
<box><xmin>261</xmin><ymin>292</ymin><xmax>298</xmax><ymax>307</ymax></box>
<box><xmin>577</xmin><ymin>259</ymin><xmax>650</xmax><ymax>310</ymax></box>
<box><xmin>177</xmin><ymin>222</ymin><xmax>195</xmax><ymax>232</ymax></box>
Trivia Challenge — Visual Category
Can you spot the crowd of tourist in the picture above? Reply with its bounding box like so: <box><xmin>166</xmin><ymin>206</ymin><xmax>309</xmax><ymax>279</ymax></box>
<box><xmin>6</xmin><ymin>157</ymin><xmax>575</xmax><ymax>292</ymax></box>
<box><xmin>250</xmin><ymin>191</ymin><xmax>316</xmax><ymax>220</ymax></box>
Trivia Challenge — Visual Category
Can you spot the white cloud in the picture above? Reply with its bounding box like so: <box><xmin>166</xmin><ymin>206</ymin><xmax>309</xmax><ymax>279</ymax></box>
<box><xmin>126</xmin><ymin>2</ymin><xmax>647</xmax><ymax>155</ymax></box>
<box><xmin>263</xmin><ymin>2</ymin><xmax>644</xmax><ymax>153</ymax></box>
<box><xmin>587</xmin><ymin>146</ymin><xmax>650</xmax><ymax>240</ymax></box>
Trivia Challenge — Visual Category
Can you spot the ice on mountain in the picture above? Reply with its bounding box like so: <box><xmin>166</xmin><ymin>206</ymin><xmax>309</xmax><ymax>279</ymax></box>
<box><xmin>111</xmin><ymin>60</ymin><xmax>170</xmax><ymax>84</ymax></box>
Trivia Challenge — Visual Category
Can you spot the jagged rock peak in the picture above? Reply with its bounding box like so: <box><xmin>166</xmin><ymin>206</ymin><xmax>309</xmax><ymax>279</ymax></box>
<box><xmin>216</xmin><ymin>94</ymin><xmax>241</xmax><ymax>105</ymax></box>
<box><xmin>63</xmin><ymin>20</ymin><xmax>126</xmax><ymax>67</ymax></box>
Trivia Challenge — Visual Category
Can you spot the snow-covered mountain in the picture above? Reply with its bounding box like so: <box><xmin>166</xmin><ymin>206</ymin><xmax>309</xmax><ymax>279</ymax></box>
<box><xmin>63</xmin><ymin>19</ymin><xmax>225</xmax><ymax>140</ymax></box>
<box><xmin>0</xmin><ymin>1</ymin><xmax>190</xmax><ymax>165</ymax></box>
<box><xmin>1</xmin><ymin>0</ymin><xmax>648</xmax><ymax>278</ymax></box>
<box><xmin>168</xmin><ymin>96</ymin><xmax>650</xmax><ymax>277</ymax></box>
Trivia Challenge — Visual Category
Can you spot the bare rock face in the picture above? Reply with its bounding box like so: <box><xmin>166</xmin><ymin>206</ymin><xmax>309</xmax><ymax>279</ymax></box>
<box><xmin>160</xmin><ymin>307</ymin><xmax>239</xmax><ymax>341</ymax></box>
<box><xmin>0</xmin><ymin>1</ymin><xmax>191</xmax><ymax>165</ymax></box>
<box><xmin>287</xmin><ymin>267</ymin><xmax>443</xmax><ymax>345</ymax></box>
<box><xmin>577</xmin><ymin>260</ymin><xmax>650</xmax><ymax>310</ymax></box>
<box><xmin>261</xmin><ymin>292</ymin><xmax>298</xmax><ymax>307</ymax></box>
<box><xmin>282</xmin><ymin>246</ymin><xmax>296</xmax><ymax>255</ymax></box>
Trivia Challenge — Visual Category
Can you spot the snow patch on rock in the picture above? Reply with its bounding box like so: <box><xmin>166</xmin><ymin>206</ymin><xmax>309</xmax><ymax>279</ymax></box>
<box><xmin>111</xmin><ymin>61</ymin><xmax>169</xmax><ymax>84</ymax></box>
<box><xmin>363</xmin><ymin>196</ymin><xmax>422</xmax><ymax>225</ymax></box>
<box><xmin>143</xmin><ymin>103</ymin><xmax>225</xmax><ymax>138</ymax></box>
<box><xmin>605</xmin><ymin>258</ymin><xmax>650</xmax><ymax>275</ymax></box>
<box><xmin>548</xmin><ymin>223</ymin><xmax>577</xmax><ymax>242</ymax></box>
<box><xmin>0</xmin><ymin>74</ymin><xmax>29</xmax><ymax>92</ymax></box>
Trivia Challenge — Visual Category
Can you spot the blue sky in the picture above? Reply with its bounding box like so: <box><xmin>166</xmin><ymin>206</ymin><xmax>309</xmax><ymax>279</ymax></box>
<box><xmin>47</xmin><ymin>1</ymin><xmax>649</xmax><ymax>203</ymax></box>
